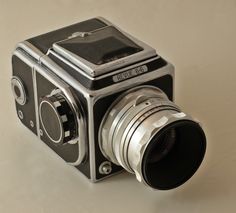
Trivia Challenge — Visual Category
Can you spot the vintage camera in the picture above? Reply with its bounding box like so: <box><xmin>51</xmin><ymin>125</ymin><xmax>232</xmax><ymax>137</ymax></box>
<box><xmin>11</xmin><ymin>17</ymin><xmax>206</xmax><ymax>190</ymax></box>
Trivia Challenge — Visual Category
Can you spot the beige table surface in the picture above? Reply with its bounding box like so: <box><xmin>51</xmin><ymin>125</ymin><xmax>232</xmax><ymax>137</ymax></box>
<box><xmin>0</xmin><ymin>0</ymin><xmax>236</xmax><ymax>212</ymax></box>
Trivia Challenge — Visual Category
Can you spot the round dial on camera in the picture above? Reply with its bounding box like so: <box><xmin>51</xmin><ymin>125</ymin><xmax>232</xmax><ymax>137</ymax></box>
<box><xmin>11</xmin><ymin>76</ymin><xmax>27</xmax><ymax>105</ymax></box>
<box><xmin>39</xmin><ymin>90</ymin><xmax>77</xmax><ymax>144</ymax></box>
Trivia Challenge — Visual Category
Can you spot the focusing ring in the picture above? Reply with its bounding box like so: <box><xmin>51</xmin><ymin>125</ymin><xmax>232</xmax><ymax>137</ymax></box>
<box><xmin>120</xmin><ymin>103</ymin><xmax>179</xmax><ymax>172</ymax></box>
<box><xmin>99</xmin><ymin>86</ymin><xmax>168</xmax><ymax>164</ymax></box>
<box><xmin>113</xmin><ymin>99</ymin><xmax>179</xmax><ymax>172</ymax></box>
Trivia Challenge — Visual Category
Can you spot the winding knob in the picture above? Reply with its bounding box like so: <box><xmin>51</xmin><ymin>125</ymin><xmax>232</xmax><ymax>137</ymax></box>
<box><xmin>39</xmin><ymin>92</ymin><xmax>77</xmax><ymax>144</ymax></box>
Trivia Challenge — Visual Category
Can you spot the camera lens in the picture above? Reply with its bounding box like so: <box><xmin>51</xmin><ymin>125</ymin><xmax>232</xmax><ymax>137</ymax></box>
<box><xmin>99</xmin><ymin>86</ymin><xmax>206</xmax><ymax>190</ymax></box>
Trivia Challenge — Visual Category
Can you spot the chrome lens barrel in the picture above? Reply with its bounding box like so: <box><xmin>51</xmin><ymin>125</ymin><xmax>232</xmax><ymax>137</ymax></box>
<box><xmin>99</xmin><ymin>86</ymin><xmax>206</xmax><ymax>190</ymax></box>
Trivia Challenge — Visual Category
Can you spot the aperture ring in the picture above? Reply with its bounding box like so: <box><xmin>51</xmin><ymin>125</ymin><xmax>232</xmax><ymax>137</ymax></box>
<box><xmin>121</xmin><ymin>105</ymin><xmax>180</xmax><ymax>172</ymax></box>
<box><xmin>113</xmin><ymin>99</ymin><xmax>179</xmax><ymax>171</ymax></box>
<box><xmin>100</xmin><ymin>86</ymin><xmax>168</xmax><ymax>164</ymax></box>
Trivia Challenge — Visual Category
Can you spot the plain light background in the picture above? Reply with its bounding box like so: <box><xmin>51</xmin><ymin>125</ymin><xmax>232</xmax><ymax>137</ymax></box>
<box><xmin>0</xmin><ymin>0</ymin><xmax>236</xmax><ymax>212</ymax></box>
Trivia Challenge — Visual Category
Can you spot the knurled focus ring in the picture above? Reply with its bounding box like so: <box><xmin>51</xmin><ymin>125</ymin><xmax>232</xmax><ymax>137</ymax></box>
<box><xmin>119</xmin><ymin>102</ymin><xmax>179</xmax><ymax>172</ymax></box>
<box><xmin>99</xmin><ymin>86</ymin><xmax>168</xmax><ymax>164</ymax></box>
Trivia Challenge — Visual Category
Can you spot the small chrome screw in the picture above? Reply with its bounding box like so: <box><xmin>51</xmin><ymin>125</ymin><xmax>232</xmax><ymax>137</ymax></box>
<box><xmin>99</xmin><ymin>161</ymin><xmax>112</xmax><ymax>175</ymax></box>
<box><xmin>39</xmin><ymin>129</ymin><xmax>43</xmax><ymax>136</ymax></box>
<box><xmin>18</xmin><ymin>110</ymin><xmax>24</xmax><ymax>120</ymax></box>
<box><xmin>30</xmin><ymin>120</ymin><xmax>34</xmax><ymax>128</ymax></box>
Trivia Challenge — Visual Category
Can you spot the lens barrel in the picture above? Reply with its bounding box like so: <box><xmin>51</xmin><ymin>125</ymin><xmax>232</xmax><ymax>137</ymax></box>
<box><xmin>99</xmin><ymin>86</ymin><xmax>206</xmax><ymax>190</ymax></box>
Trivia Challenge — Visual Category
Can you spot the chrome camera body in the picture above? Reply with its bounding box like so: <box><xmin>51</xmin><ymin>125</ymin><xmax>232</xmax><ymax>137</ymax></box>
<box><xmin>11</xmin><ymin>17</ymin><xmax>206</xmax><ymax>190</ymax></box>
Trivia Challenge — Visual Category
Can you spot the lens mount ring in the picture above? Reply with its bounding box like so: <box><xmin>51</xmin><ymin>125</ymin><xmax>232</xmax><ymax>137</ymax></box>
<box><xmin>120</xmin><ymin>104</ymin><xmax>180</xmax><ymax>172</ymax></box>
<box><xmin>99</xmin><ymin>85</ymin><xmax>167</xmax><ymax>164</ymax></box>
<box><xmin>115</xmin><ymin>100</ymin><xmax>180</xmax><ymax>172</ymax></box>
<box><xmin>112</xmin><ymin>98</ymin><xmax>175</xmax><ymax>169</ymax></box>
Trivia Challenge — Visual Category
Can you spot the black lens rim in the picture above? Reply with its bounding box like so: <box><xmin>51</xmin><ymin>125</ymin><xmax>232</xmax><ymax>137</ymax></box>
<box><xmin>141</xmin><ymin>120</ymin><xmax>206</xmax><ymax>190</ymax></box>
